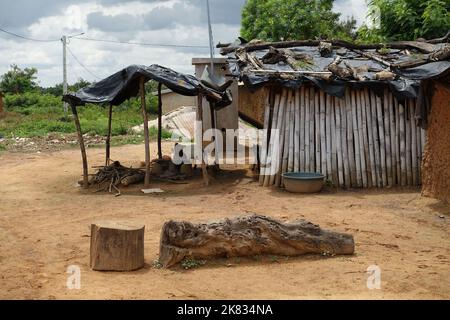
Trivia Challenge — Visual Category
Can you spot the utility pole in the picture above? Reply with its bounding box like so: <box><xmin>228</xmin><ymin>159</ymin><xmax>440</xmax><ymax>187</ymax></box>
<box><xmin>62</xmin><ymin>35</ymin><xmax>68</xmax><ymax>120</ymax></box>
<box><xmin>206</xmin><ymin>0</ymin><xmax>215</xmax><ymax>76</ymax></box>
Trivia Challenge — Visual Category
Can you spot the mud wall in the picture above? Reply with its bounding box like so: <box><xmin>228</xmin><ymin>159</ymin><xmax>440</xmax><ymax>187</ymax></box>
<box><xmin>422</xmin><ymin>81</ymin><xmax>450</xmax><ymax>203</ymax></box>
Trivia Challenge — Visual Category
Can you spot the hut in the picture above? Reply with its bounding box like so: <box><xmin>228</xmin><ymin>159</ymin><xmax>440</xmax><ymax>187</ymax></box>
<box><xmin>219</xmin><ymin>37</ymin><xmax>450</xmax><ymax>191</ymax></box>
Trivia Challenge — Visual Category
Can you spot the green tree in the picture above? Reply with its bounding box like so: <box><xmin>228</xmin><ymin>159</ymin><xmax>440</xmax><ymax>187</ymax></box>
<box><xmin>358</xmin><ymin>0</ymin><xmax>450</xmax><ymax>42</ymax></box>
<box><xmin>240</xmin><ymin>0</ymin><xmax>357</xmax><ymax>41</ymax></box>
<box><xmin>0</xmin><ymin>64</ymin><xmax>39</xmax><ymax>94</ymax></box>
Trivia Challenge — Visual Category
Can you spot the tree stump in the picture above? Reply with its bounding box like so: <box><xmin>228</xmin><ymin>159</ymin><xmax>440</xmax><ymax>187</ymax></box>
<box><xmin>159</xmin><ymin>214</ymin><xmax>354</xmax><ymax>267</ymax></box>
<box><xmin>90</xmin><ymin>221</ymin><xmax>145</xmax><ymax>271</ymax></box>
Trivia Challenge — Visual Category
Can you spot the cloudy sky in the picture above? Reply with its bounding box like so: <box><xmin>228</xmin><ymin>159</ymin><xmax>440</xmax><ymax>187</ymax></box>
<box><xmin>0</xmin><ymin>0</ymin><xmax>368</xmax><ymax>87</ymax></box>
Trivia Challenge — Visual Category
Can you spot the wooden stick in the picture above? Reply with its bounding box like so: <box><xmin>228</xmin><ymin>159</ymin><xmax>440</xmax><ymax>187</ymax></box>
<box><xmin>358</xmin><ymin>88</ymin><xmax>372</xmax><ymax>188</ymax></box>
<box><xmin>383</xmin><ymin>90</ymin><xmax>393</xmax><ymax>187</ymax></box>
<box><xmin>196</xmin><ymin>94</ymin><xmax>210</xmax><ymax>186</ymax></box>
<box><xmin>375</xmin><ymin>92</ymin><xmax>387</xmax><ymax>187</ymax></box>
<box><xmin>346</xmin><ymin>89</ymin><xmax>356</xmax><ymax>187</ymax></box>
<box><xmin>315</xmin><ymin>91</ymin><xmax>321</xmax><ymax>173</ymax></box>
<box><xmin>294</xmin><ymin>89</ymin><xmax>300</xmax><ymax>172</ymax></box>
<box><xmin>288</xmin><ymin>91</ymin><xmax>295</xmax><ymax>173</ymax></box>
<box><xmin>325</xmin><ymin>94</ymin><xmax>332</xmax><ymax>181</ymax></box>
<box><xmin>339</xmin><ymin>96</ymin><xmax>350</xmax><ymax>188</ymax></box>
<box><xmin>320</xmin><ymin>90</ymin><xmax>327</xmax><ymax>177</ymax></box>
<box><xmin>351</xmin><ymin>90</ymin><xmax>362</xmax><ymax>187</ymax></box>
<box><xmin>389</xmin><ymin>92</ymin><xmax>397</xmax><ymax>185</ymax></box>
<box><xmin>399</xmin><ymin>101</ymin><xmax>407</xmax><ymax>186</ymax></box>
<box><xmin>334</xmin><ymin>97</ymin><xmax>344</xmax><ymax>187</ymax></box>
<box><xmin>157</xmin><ymin>82</ymin><xmax>163</xmax><ymax>160</ymax></box>
<box><xmin>278</xmin><ymin>91</ymin><xmax>291</xmax><ymax>187</ymax></box>
<box><xmin>264</xmin><ymin>91</ymin><xmax>282</xmax><ymax>187</ymax></box>
<box><xmin>330</xmin><ymin>97</ymin><xmax>338</xmax><ymax>185</ymax></box>
<box><xmin>365</xmin><ymin>90</ymin><xmax>377</xmax><ymax>187</ymax></box>
<box><xmin>139</xmin><ymin>77</ymin><xmax>151</xmax><ymax>188</ymax></box>
<box><xmin>271</xmin><ymin>89</ymin><xmax>287</xmax><ymax>186</ymax></box>
<box><xmin>71</xmin><ymin>103</ymin><xmax>89</xmax><ymax>189</ymax></box>
<box><xmin>105</xmin><ymin>103</ymin><xmax>113</xmax><ymax>166</ymax></box>
<box><xmin>309</xmin><ymin>87</ymin><xmax>315</xmax><ymax>172</ymax></box>
<box><xmin>357</xmin><ymin>90</ymin><xmax>368</xmax><ymax>188</ymax></box>
<box><xmin>259</xmin><ymin>90</ymin><xmax>274</xmax><ymax>185</ymax></box>
<box><xmin>395</xmin><ymin>98</ymin><xmax>401</xmax><ymax>184</ymax></box>
<box><xmin>405</xmin><ymin>100</ymin><xmax>412</xmax><ymax>186</ymax></box>
<box><xmin>299</xmin><ymin>87</ymin><xmax>305</xmax><ymax>172</ymax></box>
<box><xmin>304</xmin><ymin>87</ymin><xmax>310</xmax><ymax>172</ymax></box>
<box><xmin>410</xmin><ymin>99</ymin><xmax>418</xmax><ymax>186</ymax></box>
<box><xmin>370</xmin><ymin>91</ymin><xmax>382</xmax><ymax>187</ymax></box>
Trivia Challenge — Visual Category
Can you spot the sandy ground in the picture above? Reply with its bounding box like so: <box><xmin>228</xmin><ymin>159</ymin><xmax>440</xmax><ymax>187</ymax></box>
<box><xmin>0</xmin><ymin>142</ymin><xmax>449</xmax><ymax>300</ymax></box>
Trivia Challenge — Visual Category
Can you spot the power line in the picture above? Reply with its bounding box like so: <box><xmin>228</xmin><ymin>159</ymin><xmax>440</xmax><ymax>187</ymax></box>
<box><xmin>0</xmin><ymin>27</ymin><xmax>60</xmax><ymax>42</ymax></box>
<box><xmin>71</xmin><ymin>36</ymin><xmax>209</xmax><ymax>49</ymax></box>
<box><xmin>66</xmin><ymin>46</ymin><xmax>102</xmax><ymax>80</ymax></box>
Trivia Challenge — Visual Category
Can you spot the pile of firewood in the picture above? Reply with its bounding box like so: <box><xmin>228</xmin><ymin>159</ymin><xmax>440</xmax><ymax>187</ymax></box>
<box><xmin>90</xmin><ymin>161</ymin><xmax>145</xmax><ymax>196</ymax></box>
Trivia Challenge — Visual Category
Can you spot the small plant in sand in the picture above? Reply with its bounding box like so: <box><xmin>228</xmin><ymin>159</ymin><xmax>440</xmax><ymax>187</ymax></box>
<box><xmin>181</xmin><ymin>257</ymin><xmax>206</xmax><ymax>270</ymax></box>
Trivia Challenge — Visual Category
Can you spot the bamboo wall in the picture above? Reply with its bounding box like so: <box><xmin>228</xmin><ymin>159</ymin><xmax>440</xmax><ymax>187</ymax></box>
<box><xmin>259</xmin><ymin>86</ymin><xmax>427</xmax><ymax>188</ymax></box>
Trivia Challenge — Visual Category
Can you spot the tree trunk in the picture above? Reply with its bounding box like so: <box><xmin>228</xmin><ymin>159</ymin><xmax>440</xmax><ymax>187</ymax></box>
<box><xmin>159</xmin><ymin>214</ymin><xmax>354</xmax><ymax>268</ymax></box>
<box><xmin>90</xmin><ymin>222</ymin><xmax>145</xmax><ymax>271</ymax></box>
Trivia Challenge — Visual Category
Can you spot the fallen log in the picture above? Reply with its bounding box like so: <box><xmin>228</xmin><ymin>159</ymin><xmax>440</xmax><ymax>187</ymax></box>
<box><xmin>159</xmin><ymin>214</ymin><xmax>355</xmax><ymax>267</ymax></box>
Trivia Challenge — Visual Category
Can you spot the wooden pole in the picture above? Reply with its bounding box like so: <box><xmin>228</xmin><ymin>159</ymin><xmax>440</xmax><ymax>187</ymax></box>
<box><xmin>340</xmin><ymin>96</ymin><xmax>350</xmax><ymax>188</ymax></box>
<box><xmin>346</xmin><ymin>89</ymin><xmax>356</xmax><ymax>187</ymax></box>
<box><xmin>320</xmin><ymin>90</ymin><xmax>327</xmax><ymax>177</ymax></box>
<box><xmin>351</xmin><ymin>90</ymin><xmax>362</xmax><ymax>187</ymax></box>
<box><xmin>410</xmin><ymin>99</ymin><xmax>418</xmax><ymax>186</ymax></box>
<box><xmin>366</xmin><ymin>90</ymin><xmax>377</xmax><ymax>187</ymax></box>
<box><xmin>334</xmin><ymin>97</ymin><xmax>344</xmax><ymax>187</ymax></box>
<box><xmin>299</xmin><ymin>87</ymin><xmax>305</xmax><ymax>172</ymax></box>
<box><xmin>264</xmin><ymin>91</ymin><xmax>282</xmax><ymax>187</ymax></box>
<box><xmin>140</xmin><ymin>77</ymin><xmax>151</xmax><ymax>188</ymax></box>
<box><xmin>399</xmin><ymin>101</ymin><xmax>407</xmax><ymax>186</ymax></box>
<box><xmin>71</xmin><ymin>103</ymin><xmax>89</xmax><ymax>189</ymax></box>
<box><xmin>309</xmin><ymin>87</ymin><xmax>315</xmax><ymax>172</ymax></box>
<box><xmin>304</xmin><ymin>87</ymin><xmax>310</xmax><ymax>172</ymax></box>
<box><xmin>294</xmin><ymin>88</ymin><xmax>300</xmax><ymax>172</ymax></box>
<box><xmin>197</xmin><ymin>94</ymin><xmax>210</xmax><ymax>186</ymax></box>
<box><xmin>383</xmin><ymin>89</ymin><xmax>393</xmax><ymax>187</ymax></box>
<box><xmin>357</xmin><ymin>90</ymin><xmax>367</xmax><ymax>188</ymax></box>
<box><xmin>288</xmin><ymin>90</ymin><xmax>295</xmax><ymax>173</ymax></box>
<box><xmin>157</xmin><ymin>82</ymin><xmax>163</xmax><ymax>160</ymax></box>
<box><xmin>325</xmin><ymin>94</ymin><xmax>332</xmax><ymax>181</ymax></box>
<box><xmin>315</xmin><ymin>91</ymin><xmax>321</xmax><ymax>173</ymax></box>
<box><xmin>361</xmin><ymin>89</ymin><xmax>373</xmax><ymax>188</ymax></box>
<box><xmin>405</xmin><ymin>100</ymin><xmax>412</xmax><ymax>186</ymax></box>
<box><xmin>105</xmin><ymin>103</ymin><xmax>113</xmax><ymax>166</ymax></box>
<box><xmin>389</xmin><ymin>92</ymin><xmax>397</xmax><ymax>185</ymax></box>
<box><xmin>259</xmin><ymin>91</ymin><xmax>274</xmax><ymax>185</ymax></box>
<box><xmin>376</xmin><ymin>92</ymin><xmax>387</xmax><ymax>188</ymax></box>
<box><xmin>395</xmin><ymin>98</ymin><xmax>401</xmax><ymax>184</ymax></box>
<box><xmin>270</xmin><ymin>89</ymin><xmax>287</xmax><ymax>186</ymax></box>
<box><xmin>278</xmin><ymin>90</ymin><xmax>291</xmax><ymax>186</ymax></box>
<box><xmin>330</xmin><ymin>97</ymin><xmax>338</xmax><ymax>185</ymax></box>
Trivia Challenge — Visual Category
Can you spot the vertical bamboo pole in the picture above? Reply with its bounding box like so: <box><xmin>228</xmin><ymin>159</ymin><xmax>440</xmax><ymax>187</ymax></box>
<box><xmin>366</xmin><ymin>90</ymin><xmax>377</xmax><ymax>187</ymax></box>
<box><xmin>264</xmin><ymin>91</ymin><xmax>282</xmax><ymax>187</ymax></box>
<box><xmin>197</xmin><ymin>94</ymin><xmax>210</xmax><ymax>186</ymax></box>
<box><xmin>357</xmin><ymin>90</ymin><xmax>368</xmax><ymax>188</ymax></box>
<box><xmin>351</xmin><ymin>90</ymin><xmax>362</xmax><ymax>187</ymax></box>
<box><xmin>334</xmin><ymin>97</ymin><xmax>344</xmax><ymax>187</ymax></box>
<box><xmin>340</xmin><ymin>97</ymin><xmax>350</xmax><ymax>188</ymax></box>
<box><xmin>299</xmin><ymin>87</ymin><xmax>305</xmax><ymax>172</ymax></box>
<box><xmin>320</xmin><ymin>90</ymin><xmax>327</xmax><ymax>177</ymax></box>
<box><xmin>410</xmin><ymin>99</ymin><xmax>418</xmax><ymax>186</ymax></box>
<box><xmin>395</xmin><ymin>98</ymin><xmax>401</xmax><ymax>184</ymax></box>
<box><xmin>309</xmin><ymin>87</ymin><xmax>315</xmax><ymax>171</ymax></box>
<box><xmin>272</xmin><ymin>90</ymin><xmax>287</xmax><ymax>186</ymax></box>
<box><xmin>105</xmin><ymin>103</ymin><xmax>113</xmax><ymax>166</ymax></box>
<box><xmin>157</xmin><ymin>82</ymin><xmax>163</xmax><ymax>160</ymax></box>
<box><xmin>278</xmin><ymin>91</ymin><xmax>291</xmax><ymax>187</ymax></box>
<box><xmin>360</xmin><ymin>89</ymin><xmax>372</xmax><ymax>187</ymax></box>
<box><xmin>371</xmin><ymin>91</ymin><xmax>382</xmax><ymax>187</ymax></box>
<box><xmin>259</xmin><ymin>90</ymin><xmax>274</xmax><ymax>185</ymax></box>
<box><xmin>71</xmin><ymin>103</ymin><xmax>89</xmax><ymax>189</ymax></box>
<box><xmin>346</xmin><ymin>89</ymin><xmax>356</xmax><ymax>187</ymax></box>
<box><xmin>315</xmin><ymin>91</ymin><xmax>321</xmax><ymax>173</ymax></box>
<box><xmin>386</xmin><ymin>90</ymin><xmax>397</xmax><ymax>185</ymax></box>
<box><xmin>330</xmin><ymin>97</ymin><xmax>338</xmax><ymax>185</ymax></box>
<box><xmin>139</xmin><ymin>77</ymin><xmax>151</xmax><ymax>188</ymax></box>
<box><xmin>294</xmin><ymin>88</ymin><xmax>300</xmax><ymax>172</ymax></box>
<box><xmin>304</xmin><ymin>87</ymin><xmax>310</xmax><ymax>172</ymax></box>
<box><xmin>405</xmin><ymin>100</ymin><xmax>412</xmax><ymax>186</ymax></box>
<box><xmin>383</xmin><ymin>89</ymin><xmax>393</xmax><ymax>187</ymax></box>
<box><xmin>325</xmin><ymin>94</ymin><xmax>332</xmax><ymax>181</ymax></box>
<box><xmin>288</xmin><ymin>91</ymin><xmax>295</xmax><ymax>173</ymax></box>
<box><xmin>376</xmin><ymin>92</ymin><xmax>387</xmax><ymax>187</ymax></box>
<box><xmin>399</xmin><ymin>101</ymin><xmax>407</xmax><ymax>186</ymax></box>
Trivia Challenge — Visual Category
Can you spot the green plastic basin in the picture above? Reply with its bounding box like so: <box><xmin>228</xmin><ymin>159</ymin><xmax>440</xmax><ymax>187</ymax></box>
<box><xmin>282</xmin><ymin>172</ymin><xmax>325</xmax><ymax>193</ymax></box>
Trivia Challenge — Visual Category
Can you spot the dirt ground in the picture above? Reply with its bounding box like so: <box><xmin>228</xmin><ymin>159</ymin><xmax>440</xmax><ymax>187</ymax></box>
<box><xmin>0</xmin><ymin>142</ymin><xmax>449</xmax><ymax>300</ymax></box>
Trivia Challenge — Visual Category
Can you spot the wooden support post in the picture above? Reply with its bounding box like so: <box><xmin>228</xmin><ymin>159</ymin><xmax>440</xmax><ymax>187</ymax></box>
<box><xmin>139</xmin><ymin>77</ymin><xmax>151</xmax><ymax>188</ymax></box>
<box><xmin>105</xmin><ymin>103</ymin><xmax>113</xmax><ymax>166</ymax></box>
<box><xmin>157</xmin><ymin>82</ymin><xmax>163</xmax><ymax>160</ymax></box>
<box><xmin>70</xmin><ymin>103</ymin><xmax>89</xmax><ymax>189</ymax></box>
<box><xmin>197</xmin><ymin>94</ymin><xmax>210</xmax><ymax>186</ymax></box>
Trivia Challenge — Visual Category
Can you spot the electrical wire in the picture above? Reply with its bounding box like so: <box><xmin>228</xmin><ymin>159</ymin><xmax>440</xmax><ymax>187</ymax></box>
<box><xmin>0</xmin><ymin>27</ymin><xmax>60</xmax><ymax>42</ymax></box>
<box><xmin>66</xmin><ymin>46</ymin><xmax>102</xmax><ymax>80</ymax></box>
<box><xmin>71</xmin><ymin>36</ymin><xmax>209</xmax><ymax>49</ymax></box>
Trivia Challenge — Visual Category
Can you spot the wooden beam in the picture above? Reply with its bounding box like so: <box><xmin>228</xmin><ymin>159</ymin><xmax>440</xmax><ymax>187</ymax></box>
<box><xmin>157</xmin><ymin>82</ymin><xmax>163</xmax><ymax>160</ymax></box>
<box><xmin>70</xmin><ymin>103</ymin><xmax>89</xmax><ymax>189</ymax></box>
<box><xmin>139</xmin><ymin>77</ymin><xmax>151</xmax><ymax>188</ymax></box>
<box><xmin>105</xmin><ymin>103</ymin><xmax>113</xmax><ymax>166</ymax></box>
